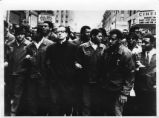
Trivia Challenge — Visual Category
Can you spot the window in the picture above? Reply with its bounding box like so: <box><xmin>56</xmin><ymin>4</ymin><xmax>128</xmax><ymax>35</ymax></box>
<box><xmin>121</xmin><ymin>10</ymin><xmax>124</xmax><ymax>14</ymax></box>
<box><xmin>56</xmin><ymin>20</ymin><xmax>58</xmax><ymax>23</ymax></box>
<box><xmin>65</xmin><ymin>21</ymin><xmax>68</xmax><ymax>23</ymax></box>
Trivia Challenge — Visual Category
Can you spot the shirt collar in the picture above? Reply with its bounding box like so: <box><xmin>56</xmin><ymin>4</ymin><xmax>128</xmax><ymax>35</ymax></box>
<box><xmin>89</xmin><ymin>40</ymin><xmax>98</xmax><ymax>50</ymax></box>
<box><xmin>33</xmin><ymin>37</ymin><xmax>44</xmax><ymax>49</ymax></box>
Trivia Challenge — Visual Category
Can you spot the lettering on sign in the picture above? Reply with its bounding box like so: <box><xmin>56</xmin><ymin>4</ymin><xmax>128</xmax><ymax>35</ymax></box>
<box><xmin>38</xmin><ymin>15</ymin><xmax>55</xmax><ymax>22</ymax></box>
<box><xmin>138</xmin><ymin>11</ymin><xmax>156</xmax><ymax>24</ymax></box>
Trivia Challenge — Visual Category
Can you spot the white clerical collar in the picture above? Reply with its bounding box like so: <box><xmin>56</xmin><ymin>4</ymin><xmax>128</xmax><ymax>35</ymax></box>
<box><xmin>89</xmin><ymin>40</ymin><xmax>98</xmax><ymax>50</ymax></box>
<box><xmin>33</xmin><ymin>37</ymin><xmax>44</xmax><ymax>49</ymax></box>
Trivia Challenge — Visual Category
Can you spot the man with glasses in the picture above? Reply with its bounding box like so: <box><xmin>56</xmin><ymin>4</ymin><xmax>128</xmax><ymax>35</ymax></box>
<box><xmin>45</xmin><ymin>26</ymin><xmax>78</xmax><ymax>115</ymax></box>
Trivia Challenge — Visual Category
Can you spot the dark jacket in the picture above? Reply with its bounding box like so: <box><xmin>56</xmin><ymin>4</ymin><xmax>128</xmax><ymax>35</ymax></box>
<box><xmin>135</xmin><ymin>49</ymin><xmax>156</xmax><ymax>92</ymax></box>
<box><xmin>76</xmin><ymin>41</ymin><xmax>106</xmax><ymax>84</ymax></box>
<box><xmin>45</xmin><ymin>40</ymin><xmax>78</xmax><ymax>84</ymax></box>
<box><xmin>45</xmin><ymin>40</ymin><xmax>78</xmax><ymax>105</ymax></box>
<box><xmin>102</xmin><ymin>44</ymin><xmax>135</xmax><ymax>96</ymax></box>
<box><xmin>23</xmin><ymin>38</ymin><xmax>53</xmax><ymax>98</ymax></box>
<box><xmin>10</xmin><ymin>39</ymin><xmax>31</xmax><ymax>75</ymax></box>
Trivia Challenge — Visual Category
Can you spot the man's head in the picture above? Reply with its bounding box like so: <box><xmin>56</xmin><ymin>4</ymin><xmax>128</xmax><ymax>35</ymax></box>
<box><xmin>90</xmin><ymin>29</ymin><xmax>102</xmax><ymax>45</ymax></box>
<box><xmin>127</xmin><ymin>33</ymin><xmax>138</xmax><ymax>50</ymax></box>
<box><xmin>142</xmin><ymin>34</ymin><xmax>155</xmax><ymax>51</ymax></box>
<box><xmin>56</xmin><ymin>26</ymin><xmax>68</xmax><ymax>42</ymax></box>
<box><xmin>42</xmin><ymin>21</ymin><xmax>53</xmax><ymax>36</ymax></box>
<box><xmin>80</xmin><ymin>26</ymin><xmax>91</xmax><ymax>42</ymax></box>
<box><xmin>109</xmin><ymin>29</ymin><xmax>122</xmax><ymax>46</ymax></box>
<box><xmin>15</xmin><ymin>26</ymin><xmax>26</xmax><ymax>43</ymax></box>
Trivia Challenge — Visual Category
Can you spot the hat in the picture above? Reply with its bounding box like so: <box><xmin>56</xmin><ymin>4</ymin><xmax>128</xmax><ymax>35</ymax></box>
<box><xmin>15</xmin><ymin>26</ymin><xmax>26</xmax><ymax>36</ymax></box>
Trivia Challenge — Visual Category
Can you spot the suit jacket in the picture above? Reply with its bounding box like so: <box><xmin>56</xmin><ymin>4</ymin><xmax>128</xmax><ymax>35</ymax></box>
<box><xmin>135</xmin><ymin>48</ymin><xmax>156</xmax><ymax>92</ymax></box>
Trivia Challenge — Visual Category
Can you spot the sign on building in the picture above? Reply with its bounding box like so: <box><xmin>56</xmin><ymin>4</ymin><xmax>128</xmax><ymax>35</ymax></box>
<box><xmin>138</xmin><ymin>11</ymin><xmax>156</xmax><ymax>24</ymax></box>
<box><xmin>38</xmin><ymin>14</ymin><xmax>55</xmax><ymax>23</ymax></box>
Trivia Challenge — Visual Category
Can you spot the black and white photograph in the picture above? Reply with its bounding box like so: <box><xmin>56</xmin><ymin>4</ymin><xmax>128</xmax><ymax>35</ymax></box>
<box><xmin>1</xmin><ymin>0</ymin><xmax>158</xmax><ymax>116</ymax></box>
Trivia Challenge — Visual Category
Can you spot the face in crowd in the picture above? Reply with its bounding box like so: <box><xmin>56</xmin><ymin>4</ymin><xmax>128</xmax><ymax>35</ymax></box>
<box><xmin>109</xmin><ymin>33</ymin><xmax>118</xmax><ymax>46</ymax></box>
<box><xmin>91</xmin><ymin>29</ymin><xmax>102</xmax><ymax>45</ymax></box>
<box><xmin>56</xmin><ymin>26</ymin><xmax>68</xmax><ymax>42</ymax></box>
<box><xmin>15</xmin><ymin>32</ymin><xmax>25</xmax><ymax>43</ymax></box>
<box><xmin>42</xmin><ymin>23</ymin><xmax>50</xmax><ymax>36</ymax></box>
<box><xmin>142</xmin><ymin>37</ymin><xmax>152</xmax><ymax>51</ymax></box>
<box><xmin>137</xmin><ymin>38</ymin><xmax>142</xmax><ymax>47</ymax></box>
<box><xmin>84</xmin><ymin>28</ymin><xmax>91</xmax><ymax>40</ymax></box>
<box><xmin>80</xmin><ymin>26</ymin><xmax>91</xmax><ymax>42</ymax></box>
<box><xmin>42</xmin><ymin>21</ymin><xmax>52</xmax><ymax>36</ymax></box>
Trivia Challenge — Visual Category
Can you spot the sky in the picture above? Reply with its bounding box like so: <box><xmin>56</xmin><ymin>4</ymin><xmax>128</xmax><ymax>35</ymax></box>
<box><xmin>72</xmin><ymin>11</ymin><xmax>105</xmax><ymax>32</ymax></box>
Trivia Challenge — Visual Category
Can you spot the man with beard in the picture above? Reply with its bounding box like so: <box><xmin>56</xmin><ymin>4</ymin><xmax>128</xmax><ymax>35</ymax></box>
<box><xmin>101</xmin><ymin>29</ymin><xmax>135</xmax><ymax>116</ymax></box>
<box><xmin>9</xmin><ymin>26</ymin><xmax>31</xmax><ymax>116</ymax></box>
<box><xmin>76</xmin><ymin>29</ymin><xmax>105</xmax><ymax>115</ymax></box>
<box><xmin>134</xmin><ymin>34</ymin><xmax>156</xmax><ymax>116</ymax></box>
<box><xmin>45</xmin><ymin>26</ymin><xmax>78</xmax><ymax>115</ymax></box>
<box><xmin>42</xmin><ymin>21</ymin><xmax>57</xmax><ymax>42</ymax></box>
<box><xmin>21</xmin><ymin>23</ymin><xmax>53</xmax><ymax>115</ymax></box>
<box><xmin>71</xmin><ymin>26</ymin><xmax>91</xmax><ymax>45</ymax></box>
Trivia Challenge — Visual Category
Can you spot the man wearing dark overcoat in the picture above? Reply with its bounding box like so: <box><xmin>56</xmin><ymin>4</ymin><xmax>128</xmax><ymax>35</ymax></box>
<box><xmin>45</xmin><ymin>26</ymin><xmax>78</xmax><ymax>115</ymax></box>
<box><xmin>21</xmin><ymin>23</ymin><xmax>53</xmax><ymax>115</ymax></box>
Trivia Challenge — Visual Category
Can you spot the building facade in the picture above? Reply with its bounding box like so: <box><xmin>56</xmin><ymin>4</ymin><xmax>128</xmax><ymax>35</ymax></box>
<box><xmin>102</xmin><ymin>10</ymin><xmax>129</xmax><ymax>32</ymax></box>
<box><xmin>102</xmin><ymin>10</ymin><xmax>156</xmax><ymax>35</ymax></box>
<box><xmin>127</xmin><ymin>10</ymin><xmax>156</xmax><ymax>35</ymax></box>
<box><xmin>5</xmin><ymin>10</ymin><xmax>75</xmax><ymax>29</ymax></box>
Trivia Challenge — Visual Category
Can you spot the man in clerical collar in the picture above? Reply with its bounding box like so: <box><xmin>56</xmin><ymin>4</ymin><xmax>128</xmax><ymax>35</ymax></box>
<box><xmin>45</xmin><ymin>25</ymin><xmax>79</xmax><ymax>115</ymax></box>
<box><xmin>56</xmin><ymin>25</ymin><xmax>67</xmax><ymax>44</ymax></box>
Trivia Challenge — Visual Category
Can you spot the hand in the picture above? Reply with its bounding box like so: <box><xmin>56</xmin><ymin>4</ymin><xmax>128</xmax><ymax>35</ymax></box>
<box><xmin>136</xmin><ymin>61</ymin><xmax>145</xmax><ymax>68</ymax></box>
<box><xmin>4</xmin><ymin>61</ymin><xmax>8</xmax><ymax>67</ymax></box>
<box><xmin>26</xmin><ymin>54</ymin><xmax>31</xmax><ymax>59</ymax></box>
<box><xmin>119</xmin><ymin>95</ymin><xmax>127</xmax><ymax>104</ymax></box>
<box><xmin>75</xmin><ymin>62</ymin><xmax>83</xmax><ymax>69</ymax></box>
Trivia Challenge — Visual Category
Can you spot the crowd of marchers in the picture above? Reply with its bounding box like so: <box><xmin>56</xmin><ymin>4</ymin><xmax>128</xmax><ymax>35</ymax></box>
<box><xmin>4</xmin><ymin>20</ymin><xmax>156</xmax><ymax>116</ymax></box>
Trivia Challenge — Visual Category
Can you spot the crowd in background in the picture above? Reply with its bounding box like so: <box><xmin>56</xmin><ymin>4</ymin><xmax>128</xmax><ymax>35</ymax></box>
<box><xmin>4</xmin><ymin>20</ymin><xmax>156</xmax><ymax>116</ymax></box>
